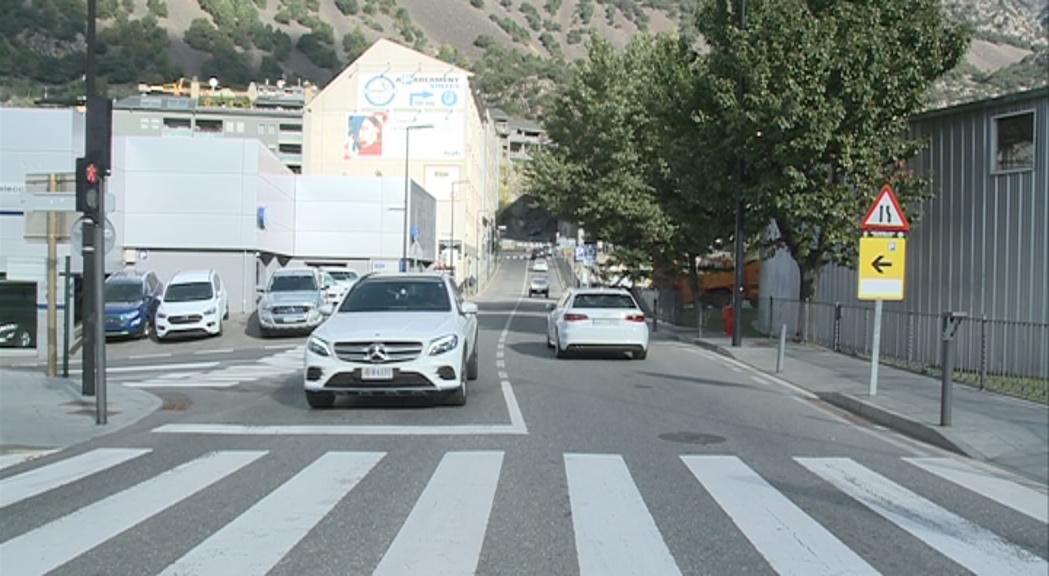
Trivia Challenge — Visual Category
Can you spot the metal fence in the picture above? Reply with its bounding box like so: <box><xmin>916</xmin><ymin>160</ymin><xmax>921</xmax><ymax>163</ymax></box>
<box><xmin>763</xmin><ymin>297</ymin><xmax>1047</xmax><ymax>401</ymax></box>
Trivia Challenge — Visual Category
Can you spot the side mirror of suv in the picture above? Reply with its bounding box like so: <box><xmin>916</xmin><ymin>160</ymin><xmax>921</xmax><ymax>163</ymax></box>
<box><xmin>461</xmin><ymin>302</ymin><xmax>478</xmax><ymax>315</ymax></box>
<box><xmin>319</xmin><ymin>303</ymin><xmax>334</xmax><ymax>316</ymax></box>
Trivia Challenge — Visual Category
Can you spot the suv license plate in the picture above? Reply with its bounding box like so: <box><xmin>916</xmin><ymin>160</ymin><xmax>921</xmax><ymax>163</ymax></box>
<box><xmin>593</xmin><ymin>319</ymin><xmax>619</xmax><ymax>326</ymax></box>
<box><xmin>361</xmin><ymin>367</ymin><xmax>395</xmax><ymax>381</ymax></box>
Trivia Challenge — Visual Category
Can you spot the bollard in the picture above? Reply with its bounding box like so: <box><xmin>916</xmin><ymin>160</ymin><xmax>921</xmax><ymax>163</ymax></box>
<box><xmin>652</xmin><ymin>297</ymin><xmax>659</xmax><ymax>333</ymax></box>
<box><xmin>939</xmin><ymin>311</ymin><xmax>968</xmax><ymax>427</ymax></box>
<box><xmin>833</xmin><ymin>303</ymin><xmax>843</xmax><ymax>352</ymax></box>
<box><xmin>776</xmin><ymin>323</ymin><xmax>787</xmax><ymax>373</ymax></box>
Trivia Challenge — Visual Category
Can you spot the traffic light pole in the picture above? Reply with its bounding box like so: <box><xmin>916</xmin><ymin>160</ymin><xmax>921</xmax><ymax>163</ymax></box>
<box><xmin>81</xmin><ymin>0</ymin><xmax>98</xmax><ymax>398</ymax></box>
<box><xmin>92</xmin><ymin>180</ymin><xmax>107</xmax><ymax>424</ymax></box>
<box><xmin>731</xmin><ymin>0</ymin><xmax>747</xmax><ymax>348</ymax></box>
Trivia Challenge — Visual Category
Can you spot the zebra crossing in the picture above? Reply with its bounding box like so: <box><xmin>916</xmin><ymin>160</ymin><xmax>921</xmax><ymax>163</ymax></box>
<box><xmin>118</xmin><ymin>345</ymin><xmax>304</xmax><ymax>388</ymax></box>
<box><xmin>1</xmin><ymin>448</ymin><xmax>1045</xmax><ymax>575</ymax></box>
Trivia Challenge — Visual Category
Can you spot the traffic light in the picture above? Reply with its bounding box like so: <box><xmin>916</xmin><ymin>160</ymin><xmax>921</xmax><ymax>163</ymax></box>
<box><xmin>85</xmin><ymin>95</ymin><xmax>113</xmax><ymax>172</ymax></box>
<box><xmin>76</xmin><ymin>155</ymin><xmax>101</xmax><ymax>217</ymax></box>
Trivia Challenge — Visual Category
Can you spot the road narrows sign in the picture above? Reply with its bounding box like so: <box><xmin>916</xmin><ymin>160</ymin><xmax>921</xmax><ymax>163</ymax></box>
<box><xmin>861</xmin><ymin>184</ymin><xmax>910</xmax><ymax>232</ymax></box>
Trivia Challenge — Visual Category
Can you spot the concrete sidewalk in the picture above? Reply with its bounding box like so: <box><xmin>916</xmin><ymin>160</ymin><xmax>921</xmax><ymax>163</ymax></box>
<box><xmin>652</xmin><ymin>321</ymin><xmax>1049</xmax><ymax>485</ymax></box>
<box><xmin>0</xmin><ymin>369</ymin><xmax>161</xmax><ymax>469</ymax></box>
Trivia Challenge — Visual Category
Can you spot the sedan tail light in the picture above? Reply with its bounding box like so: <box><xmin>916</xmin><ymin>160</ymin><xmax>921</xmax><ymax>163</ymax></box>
<box><xmin>625</xmin><ymin>314</ymin><xmax>646</xmax><ymax>323</ymax></box>
<box><xmin>564</xmin><ymin>313</ymin><xmax>589</xmax><ymax>321</ymax></box>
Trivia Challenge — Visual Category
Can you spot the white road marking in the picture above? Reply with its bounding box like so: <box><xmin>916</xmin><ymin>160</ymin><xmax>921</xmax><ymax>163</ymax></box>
<box><xmin>373</xmin><ymin>452</ymin><xmax>503</xmax><ymax>576</ymax></box>
<box><xmin>153</xmin><ymin>423</ymin><xmax>528</xmax><ymax>436</ymax></box>
<box><xmin>123</xmin><ymin>347</ymin><xmax>304</xmax><ymax>389</ymax></box>
<box><xmin>497</xmin><ymin>342</ymin><xmax>505</xmax><ymax>349</ymax></box>
<box><xmin>159</xmin><ymin>451</ymin><xmax>384</xmax><ymax>575</ymax></box>
<box><xmin>0</xmin><ymin>449</ymin><xmax>60</xmax><ymax>472</ymax></box>
<box><xmin>904</xmin><ymin>457</ymin><xmax>1049</xmax><ymax>523</ymax></box>
<box><xmin>0</xmin><ymin>450</ymin><xmax>266</xmax><ymax>575</ymax></box>
<box><xmin>797</xmin><ymin>457</ymin><xmax>1048</xmax><ymax>575</ymax></box>
<box><xmin>501</xmin><ymin>381</ymin><xmax>527</xmax><ymax>431</ymax></box>
<box><xmin>683</xmin><ymin>455</ymin><xmax>878</xmax><ymax>576</ymax></box>
<box><xmin>498</xmin><ymin>370</ymin><xmax>508</xmax><ymax>379</ymax></box>
<box><xmin>128</xmin><ymin>353</ymin><xmax>173</xmax><ymax>359</ymax></box>
<box><xmin>0</xmin><ymin>448</ymin><xmax>152</xmax><ymax>509</ymax></box>
<box><xmin>496</xmin><ymin>350</ymin><xmax>505</xmax><ymax>359</ymax></box>
<box><xmin>565</xmin><ymin>454</ymin><xmax>682</xmax><ymax>576</ymax></box>
<box><xmin>194</xmin><ymin>348</ymin><xmax>234</xmax><ymax>355</ymax></box>
<box><xmin>70</xmin><ymin>361</ymin><xmax>219</xmax><ymax>375</ymax></box>
<box><xmin>496</xmin><ymin>359</ymin><xmax>506</xmax><ymax>368</ymax></box>
<box><xmin>749</xmin><ymin>375</ymin><xmax>771</xmax><ymax>386</ymax></box>
<box><xmin>264</xmin><ymin>343</ymin><xmax>300</xmax><ymax>350</ymax></box>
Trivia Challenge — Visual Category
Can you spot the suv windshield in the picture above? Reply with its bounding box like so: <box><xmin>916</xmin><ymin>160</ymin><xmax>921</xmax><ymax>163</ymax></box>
<box><xmin>327</xmin><ymin>270</ymin><xmax>358</xmax><ymax>282</ymax></box>
<box><xmin>165</xmin><ymin>282</ymin><xmax>214</xmax><ymax>302</ymax></box>
<box><xmin>339</xmin><ymin>279</ymin><xmax>451</xmax><ymax>312</ymax></box>
<box><xmin>270</xmin><ymin>274</ymin><xmax>318</xmax><ymax>292</ymax></box>
<box><xmin>104</xmin><ymin>282</ymin><xmax>142</xmax><ymax>303</ymax></box>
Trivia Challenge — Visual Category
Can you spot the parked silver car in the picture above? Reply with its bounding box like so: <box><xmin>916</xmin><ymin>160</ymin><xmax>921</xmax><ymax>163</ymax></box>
<box><xmin>258</xmin><ymin>268</ymin><xmax>329</xmax><ymax>336</ymax></box>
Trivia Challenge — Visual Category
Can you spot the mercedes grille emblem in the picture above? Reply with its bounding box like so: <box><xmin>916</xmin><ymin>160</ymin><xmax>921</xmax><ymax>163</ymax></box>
<box><xmin>366</xmin><ymin>343</ymin><xmax>388</xmax><ymax>363</ymax></box>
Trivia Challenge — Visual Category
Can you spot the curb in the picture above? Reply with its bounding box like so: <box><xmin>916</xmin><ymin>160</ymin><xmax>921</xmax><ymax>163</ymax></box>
<box><xmin>654</xmin><ymin>328</ymin><xmax>976</xmax><ymax>458</ymax></box>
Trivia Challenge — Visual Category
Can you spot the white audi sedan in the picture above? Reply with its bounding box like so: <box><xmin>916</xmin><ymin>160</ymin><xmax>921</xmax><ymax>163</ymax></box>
<box><xmin>303</xmin><ymin>272</ymin><xmax>479</xmax><ymax>409</ymax></box>
<box><xmin>546</xmin><ymin>287</ymin><xmax>649</xmax><ymax>360</ymax></box>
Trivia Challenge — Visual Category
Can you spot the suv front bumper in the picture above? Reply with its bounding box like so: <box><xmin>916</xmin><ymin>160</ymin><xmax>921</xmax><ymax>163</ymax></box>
<box><xmin>304</xmin><ymin>347</ymin><xmax>463</xmax><ymax>395</ymax></box>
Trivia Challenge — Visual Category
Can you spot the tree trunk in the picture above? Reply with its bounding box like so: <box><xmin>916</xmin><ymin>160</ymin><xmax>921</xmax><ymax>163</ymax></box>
<box><xmin>795</xmin><ymin>261</ymin><xmax>821</xmax><ymax>341</ymax></box>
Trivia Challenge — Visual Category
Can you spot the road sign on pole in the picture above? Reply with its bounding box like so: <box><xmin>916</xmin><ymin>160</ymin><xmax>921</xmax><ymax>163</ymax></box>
<box><xmin>857</xmin><ymin>236</ymin><xmax>906</xmax><ymax>301</ymax></box>
<box><xmin>857</xmin><ymin>183</ymin><xmax>910</xmax><ymax>398</ymax></box>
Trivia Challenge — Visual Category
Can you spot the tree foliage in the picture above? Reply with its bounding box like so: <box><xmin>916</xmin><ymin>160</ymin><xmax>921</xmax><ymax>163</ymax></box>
<box><xmin>692</xmin><ymin>0</ymin><xmax>968</xmax><ymax>299</ymax></box>
<box><xmin>526</xmin><ymin>0</ymin><xmax>968</xmax><ymax>299</ymax></box>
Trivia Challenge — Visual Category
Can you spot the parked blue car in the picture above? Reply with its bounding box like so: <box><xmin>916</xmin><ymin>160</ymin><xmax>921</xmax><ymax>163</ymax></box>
<box><xmin>104</xmin><ymin>270</ymin><xmax>164</xmax><ymax>338</ymax></box>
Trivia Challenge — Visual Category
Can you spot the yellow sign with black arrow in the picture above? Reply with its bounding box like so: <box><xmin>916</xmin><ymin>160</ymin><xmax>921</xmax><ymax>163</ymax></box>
<box><xmin>858</xmin><ymin>236</ymin><xmax>906</xmax><ymax>301</ymax></box>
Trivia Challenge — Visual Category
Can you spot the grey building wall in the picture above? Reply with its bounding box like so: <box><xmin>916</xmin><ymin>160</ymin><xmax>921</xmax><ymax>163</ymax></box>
<box><xmin>761</xmin><ymin>87</ymin><xmax>1049</xmax><ymax>378</ymax></box>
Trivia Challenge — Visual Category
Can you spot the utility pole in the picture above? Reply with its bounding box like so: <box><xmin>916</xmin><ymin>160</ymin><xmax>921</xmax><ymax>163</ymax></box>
<box><xmin>77</xmin><ymin>0</ymin><xmax>113</xmax><ymax>424</ymax></box>
<box><xmin>732</xmin><ymin>0</ymin><xmax>747</xmax><ymax>348</ymax></box>
<box><xmin>46</xmin><ymin>174</ymin><xmax>59</xmax><ymax>377</ymax></box>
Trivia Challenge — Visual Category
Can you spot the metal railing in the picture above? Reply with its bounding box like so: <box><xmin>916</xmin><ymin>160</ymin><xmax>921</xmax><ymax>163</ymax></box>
<box><xmin>762</xmin><ymin>297</ymin><xmax>1048</xmax><ymax>403</ymax></box>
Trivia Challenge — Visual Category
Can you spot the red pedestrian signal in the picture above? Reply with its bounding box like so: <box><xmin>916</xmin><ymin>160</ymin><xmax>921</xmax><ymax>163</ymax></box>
<box><xmin>86</xmin><ymin>163</ymin><xmax>98</xmax><ymax>184</ymax></box>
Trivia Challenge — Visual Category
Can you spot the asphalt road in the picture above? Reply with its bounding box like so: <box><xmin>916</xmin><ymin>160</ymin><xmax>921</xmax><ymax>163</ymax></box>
<box><xmin>1</xmin><ymin>255</ymin><xmax>1046</xmax><ymax>576</ymax></box>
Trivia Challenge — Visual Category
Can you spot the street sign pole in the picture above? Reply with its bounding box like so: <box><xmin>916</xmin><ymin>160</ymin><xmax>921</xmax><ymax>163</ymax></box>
<box><xmin>857</xmin><ymin>184</ymin><xmax>911</xmax><ymax>397</ymax></box>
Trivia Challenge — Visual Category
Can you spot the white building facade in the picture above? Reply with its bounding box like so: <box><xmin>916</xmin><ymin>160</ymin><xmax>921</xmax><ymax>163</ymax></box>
<box><xmin>0</xmin><ymin>109</ymin><xmax>437</xmax><ymax>359</ymax></box>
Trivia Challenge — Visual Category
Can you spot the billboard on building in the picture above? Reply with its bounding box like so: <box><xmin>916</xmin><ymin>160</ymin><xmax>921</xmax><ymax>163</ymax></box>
<box><xmin>343</xmin><ymin>111</ymin><xmax>464</xmax><ymax>161</ymax></box>
<box><xmin>358</xmin><ymin>72</ymin><xmax>467</xmax><ymax>111</ymax></box>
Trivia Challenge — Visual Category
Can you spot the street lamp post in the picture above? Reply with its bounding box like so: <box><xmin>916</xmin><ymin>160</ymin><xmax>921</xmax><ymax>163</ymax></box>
<box><xmin>402</xmin><ymin>124</ymin><xmax>433</xmax><ymax>271</ymax></box>
<box><xmin>448</xmin><ymin>179</ymin><xmax>469</xmax><ymax>273</ymax></box>
<box><xmin>732</xmin><ymin>0</ymin><xmax>747</xmax><ymax>347</ymax></box>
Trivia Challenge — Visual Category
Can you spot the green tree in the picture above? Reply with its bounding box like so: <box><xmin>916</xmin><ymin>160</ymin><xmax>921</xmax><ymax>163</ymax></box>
<box><xmin>335</xmin><ymin>0</ymin><xmax>360</xmax><ymax>15</ymax></box>
<box><xmin>691</xmin><ymin>0</ymin><xmax>968</xmax><ymax>302</ymax></box>
<box><xmin>342</xmin><ymin>27</ymin><xmax>370</xmax><ymax>62</ymax></box>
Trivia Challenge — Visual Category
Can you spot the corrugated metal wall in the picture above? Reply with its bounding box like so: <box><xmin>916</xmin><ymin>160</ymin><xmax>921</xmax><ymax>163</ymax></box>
<box><xmin>763</xmin><ymin>88</ymin><xmax>1048</xmax><ymax>379</ymax></box>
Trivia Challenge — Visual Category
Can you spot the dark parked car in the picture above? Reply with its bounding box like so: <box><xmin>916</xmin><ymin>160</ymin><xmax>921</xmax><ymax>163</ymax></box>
<box><xmin>104</xmin><ymin>270</ymin><xmax>164</xmax><ymax>338</ymax></box>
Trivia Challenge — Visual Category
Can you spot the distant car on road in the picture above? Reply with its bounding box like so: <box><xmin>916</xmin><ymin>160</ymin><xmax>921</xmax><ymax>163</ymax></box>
<box><xmin>532</xmin><ymin>259</ymin><xmax>549</xmax><ymax>273</ymax></box>
<box><xmin>546</xmin><ymin>287</ymin><xmax>649</xmax><ymax>360</ymax></box>
<box><xmin>258</xmin><ymin>268</ymin><xmax>328</xmax><ymax>336</ymax></box>
<box><xmin>102</xmin><ymin>270</ymin><xmax>163</xmax><ymax>339</ymax></box>
<box><xmin>303</xmin><ymin>272</ymin><xmax>480</xmax><ymax>409</ymax></box>
<box><xmin>155</xmin><ymin>269</ymin><xmax>229</xmax><ymax>340</ymax></box>
<box><xmin>528</xmin><ymin>275</ymin><xmax>550</xmax><ymax>298</ymax></box>
<box><xmin>320</xmin><ymin>267</ymin><xmax>360</xmax><ymax>304</ymax></box>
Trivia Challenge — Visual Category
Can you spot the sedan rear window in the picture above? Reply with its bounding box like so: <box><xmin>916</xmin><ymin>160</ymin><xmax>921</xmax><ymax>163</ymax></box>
<box><xmin>339</xmin><ymin>279</ymin><xmax>451</xmax><ymax>312</ymax></box>
<box><xmin>571</xmin><ymin>294</ymin><xmax>637</xmax><ymax>309</ymax></box>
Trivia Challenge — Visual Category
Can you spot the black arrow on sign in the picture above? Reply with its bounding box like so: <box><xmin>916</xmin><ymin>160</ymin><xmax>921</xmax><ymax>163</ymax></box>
<box><xmin>872</xmin><ymin>254</ymin><xmax>893</xmax><ymax>274</ymax></box>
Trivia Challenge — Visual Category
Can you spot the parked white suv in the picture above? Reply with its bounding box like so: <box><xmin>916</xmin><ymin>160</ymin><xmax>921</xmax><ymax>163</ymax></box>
<box><xmin>154</xmin><ymin>270</ymin><xmax>229</xmax><ymax>340</ymax></box>
<box><xmin>320</xmin><ymin>267</ymin><xmax>360</xmax><ymax>303</ymax></box>
<box><xmin>258</xmin><ymin>268</ymin><xmax>328</xmax><ymax>336</ymax></box>
<box><xmin>303</xmin><ymin>272</ymin><xmax>480</xmax><ymax>409</ymax></box>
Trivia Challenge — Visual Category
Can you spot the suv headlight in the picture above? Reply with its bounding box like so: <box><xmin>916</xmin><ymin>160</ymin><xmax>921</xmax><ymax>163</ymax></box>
<box><xmin>204</xmin><ymin>307</ymin><xmax>217</xmax><ymax>315</ymax></box>
<box><xmin>428</xmin><ymin>334</ymin><xmax>459</xmax><ymax>356</ymax></box>
<box><xmin>307</xmin><ymin>336</ymin><xmax>332</xmax><ymax>357</ymax></box>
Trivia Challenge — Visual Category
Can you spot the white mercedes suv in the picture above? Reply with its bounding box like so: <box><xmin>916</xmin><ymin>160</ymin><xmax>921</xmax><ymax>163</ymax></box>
<box><xmin>303</xmin><ymin>272</ymin><xmax>480</xmax><ymax>409</ymax></box>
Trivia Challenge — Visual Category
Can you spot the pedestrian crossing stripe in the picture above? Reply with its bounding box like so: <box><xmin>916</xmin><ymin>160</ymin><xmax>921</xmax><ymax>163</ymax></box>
<box><xmin>0</xmin><ymin>451</ymin><xmax>1045</xmax><ymax>575</ymax></box>
<box><xmin>121</xmin><ymin>346</ymin><xmax>304</xmax><ymax>389</ymax></box>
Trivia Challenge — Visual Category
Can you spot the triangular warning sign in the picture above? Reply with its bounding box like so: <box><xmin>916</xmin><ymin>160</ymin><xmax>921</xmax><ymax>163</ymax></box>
<box><xmin>861</xmin><ymin>184</ymin><xmax>910</xmax><ymax>232</ymax></box>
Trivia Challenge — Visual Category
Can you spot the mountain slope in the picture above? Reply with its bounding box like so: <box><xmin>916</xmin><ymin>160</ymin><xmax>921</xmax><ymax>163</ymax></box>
<box><xmin>0</xmin><ymin>0</ymin><xmax>1045</xmax><ymax>115</ymax></box>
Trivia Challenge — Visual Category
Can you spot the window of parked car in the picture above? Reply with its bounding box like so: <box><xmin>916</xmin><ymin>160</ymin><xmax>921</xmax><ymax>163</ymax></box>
<box><xmin>270</xmin><ymin>274</ymin><xmax>318</xmax><ymax>292</ymax></box>
<box><xmin>339</xmin><ymin>279</ymin><xmax>451</xmax><ymax>313</ymax></box>
<box><xmin>165</xmin><ymin>282</ymin><xmax>214</xmax><ymax>302</ymax></box>
<box><xmin>104</xmin><ymin>281</ymin><xmax>142</xmax><ymax>303</ymax></box>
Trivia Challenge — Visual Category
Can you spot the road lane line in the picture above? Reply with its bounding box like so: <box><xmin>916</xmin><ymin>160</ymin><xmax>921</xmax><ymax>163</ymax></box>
<box><xmin>0</xmin><ymin>450</ymin><xmax>61</xmax><ymax>471</ymax></box>
<box><xmin>264</xmin><ymin>343</ymin><xmax>299</xmax><ymax>350</ymax></box>
<box><xmin>500</xmin><ymin>380</ymin><xmax>527</xmax><ymax>431</ymax></box>
<box><xmin>0</xmin><ymin>450</ymin><xmax>266</xmax><ymax>575</ymax></box>
<box><xmin>373</xmin><ymin>452</ymin><xmax>503</xmax><ymax>576</ymax></box>
<box><xmin>70</xmin><ymin>361</ymin><xmax>219</xmax><ymax>375</ymax></box>
<box><xmin>498</xmin><ymin>370</ymin><xmax>508</xmax><ymax>379</ymax></box>
<box><xmin>194</xmin><ymin>348</ymin><xmax>234</xmax><ymax>355</ymax></box>
<box><xmin>565</xmin><ymin>454</ymin><xmax>682</xmax><ymax>576</ymax></box>
<box><xmin>797</xmin><ymin>457</ymin><xmax>1048</xmax><ymax>575</ymax></box>
<box><xmin>128</xmin><ymin>353</ymin><xmax>173</xmax><ymax>359</ymax></box>
<box><xmin>749</xmin><ymin>375</ymin><xmax>771</xmax><ymax>386</ymax></box>
<box><xmin>0</xmin><ymin>448</ymin><xmax>152</xmax><ymax>508</ymax></box>
<box><xmin>152</xmin><ymin>423</ymin><xmax>528</xmax><ymax>435</ymax></box>
<box><xmin>683</xmin><ymin>455</ymin><xmax>878</xmax><ymax>576</ymax></box>
<box><xmin>160</xmin><ymin>451</ymin><xmax>384</xmax><ymax>575</ymax></box>
<box><xmin>903</xmin><ymin>457</ymin><xmax>1048</xmax><ymax>523</ymax></box>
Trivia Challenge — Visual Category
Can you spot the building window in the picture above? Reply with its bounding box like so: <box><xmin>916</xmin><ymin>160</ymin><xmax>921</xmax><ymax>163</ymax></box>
<box><xmin>163</xmin><ymin>117</ymin><xmax>191</xmax><ymax>130</ymax></box>
<box><xmin>236</xmin><ymin>122</ymin><xmax>245</xmax><ymax>133</ymax></box>
<box><xmin>196</xmin><ymin>119</ymin><xmax>223</xmax><ymax>133</ymax></box>
<box><xmin>289</xmin><ymin>165</ymin><xmax>302</xmax><ymax>174</ymax></box>
<box><xmin>993</xmin><ymin>111</ymin><xmax>1035</xmax><ymax>172</ymax></box>
<box><xmin>278</xmin><ymin>144</ymin><xmax>302</xmax><ymax>154</ymax></box>
<box><xmin>279</xmin><ymin>123</ymin><xmax>302</xmax><ymax>133</ymax></box>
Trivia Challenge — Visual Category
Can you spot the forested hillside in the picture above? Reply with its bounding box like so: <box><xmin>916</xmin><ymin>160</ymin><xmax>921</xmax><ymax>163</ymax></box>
<box><xmin>0</xmin><ymin>0</ymin><xmax>1045</xmax><ymax>116</ymax></box>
